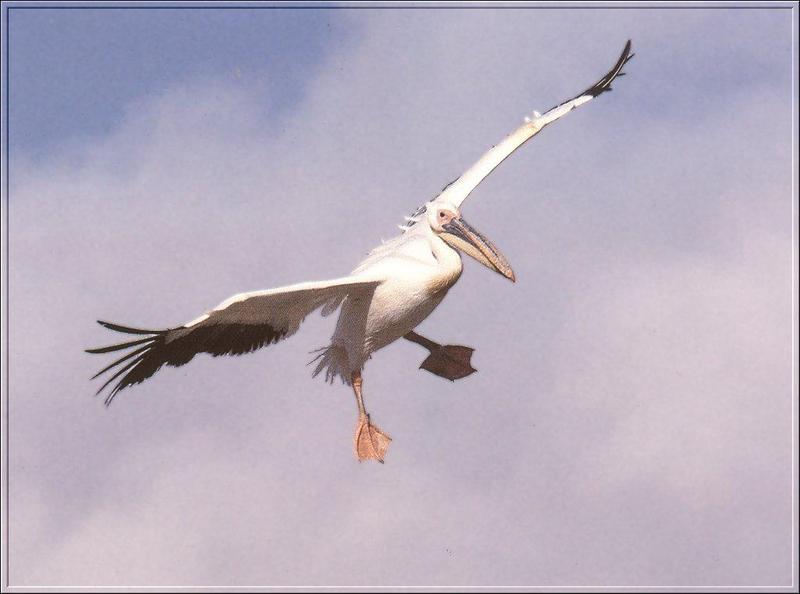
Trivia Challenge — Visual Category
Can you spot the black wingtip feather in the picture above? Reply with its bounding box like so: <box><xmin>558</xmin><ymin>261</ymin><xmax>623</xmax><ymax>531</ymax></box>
<box><xmin>88</xmin><ymin>319</ymin><xmax>172</xmax><ymax>402</ymax></box>
<box><xmin>580</xmin><ymin>39</ymin><xmax>634</xmax><ymax>99</ymax></box>
<box><xmin>95</xmin><ymin>354</ymin><xmax>147</xmax><ymax>398</ymax></box>
<box><xmin>90</xmin><ymin>343</ymin><xmax>155</xmax><ymax>380</ymax></box>
<box><xmin>85</xmin><ymin>335</ymin><xmax>157</xmax><ymax>354</ymax></box>
<box><xmin>97</xmin><ymin>320</ymin><xmax>165</xmax><ymax>335</ymax></box>
<box><xmin>89</xmin><ymin>316</ymin><xmax>289</xmax><ymax>403</ymax></box>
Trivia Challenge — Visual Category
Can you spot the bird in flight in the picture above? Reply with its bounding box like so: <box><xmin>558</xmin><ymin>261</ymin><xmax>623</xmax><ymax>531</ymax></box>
<box><xmin>88</xmin><ymin>41</ymin><xmax>633</xmax><ymax>463</ymax></box>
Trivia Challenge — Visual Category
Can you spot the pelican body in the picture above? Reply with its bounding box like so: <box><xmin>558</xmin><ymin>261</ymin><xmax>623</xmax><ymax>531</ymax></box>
<box><xmin>312</xmin><ymin>205</ymin><xmax>512</xmax><ymax>386</ymax></box>
<box><xmin>88</xmin><ymin>41</ymin><xmax>633</xmax><ymax>462</ymax></box>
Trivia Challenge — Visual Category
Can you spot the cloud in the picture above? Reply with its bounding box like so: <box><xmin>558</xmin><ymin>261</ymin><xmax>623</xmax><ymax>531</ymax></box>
<box><xmin>7</xmin><ymin>8</ymin><xmax>794</xmax><ymax>588</ymax></box>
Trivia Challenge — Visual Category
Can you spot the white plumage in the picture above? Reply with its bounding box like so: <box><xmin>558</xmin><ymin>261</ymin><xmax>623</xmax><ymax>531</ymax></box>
<box><xmin>313</xmin><ymin>217</ymin><xmax>465</xmax><ymax>384</ymax></box>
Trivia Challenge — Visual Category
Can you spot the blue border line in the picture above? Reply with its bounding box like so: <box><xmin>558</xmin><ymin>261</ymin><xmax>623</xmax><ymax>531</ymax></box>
<box><xmin>4</xmin><ymin>4</ymin><xmax>8</xmax><ymax>589</ymax></box>
<box><xmin>2</xmin><ymin>4</ymin><xmax>796</xmax><ymax>8</ymax></box>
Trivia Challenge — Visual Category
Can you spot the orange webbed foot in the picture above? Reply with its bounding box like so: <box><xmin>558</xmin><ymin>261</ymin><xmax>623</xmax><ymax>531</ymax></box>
<box><xmin>354</xmin><ymin>413</ymin><xmax>392</xmax><ymax>463</ymax></box>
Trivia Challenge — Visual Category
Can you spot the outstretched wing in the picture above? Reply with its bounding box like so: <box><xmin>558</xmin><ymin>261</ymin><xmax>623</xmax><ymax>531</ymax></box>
<box><xmin>433</xmin><ymin>40</ymin><xmax>633</xmax><ymax>209</ymax></box>
<box><xmin>86</xmin><ymin>276</ymin><xmax>382</xmax><ymax>404</ymax></box>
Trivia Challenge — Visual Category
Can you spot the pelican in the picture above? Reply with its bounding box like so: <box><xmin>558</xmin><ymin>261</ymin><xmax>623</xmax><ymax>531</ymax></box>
<box><xmin>88</xmin><ymin>41</ymin><xmax>633</xmax><ymax>463</ymax></box>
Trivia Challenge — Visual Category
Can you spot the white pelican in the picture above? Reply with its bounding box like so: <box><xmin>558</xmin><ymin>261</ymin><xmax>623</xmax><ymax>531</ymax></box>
<box><xmin>88</xmin><ymin>41</ymin><xmax>633</xmax><ymax>463</ymax></box>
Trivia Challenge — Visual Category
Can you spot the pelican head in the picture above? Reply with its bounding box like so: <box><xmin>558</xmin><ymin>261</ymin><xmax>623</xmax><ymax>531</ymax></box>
<box><xmin>428</xmin><ymin>204</ymin><xmax>516</xmax><ymax>282</ymax></box>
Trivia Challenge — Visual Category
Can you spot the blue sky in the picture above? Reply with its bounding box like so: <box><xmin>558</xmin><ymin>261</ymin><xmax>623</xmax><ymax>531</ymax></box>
<box><xmin>4</xmin><ymin>4</ymin><xmax>797</xmax><ymax>589</ymax></box>
<box><xmin>9</xmin><ymin>7</ymin><xmax>358</xmax><ymax>157</ymax></box>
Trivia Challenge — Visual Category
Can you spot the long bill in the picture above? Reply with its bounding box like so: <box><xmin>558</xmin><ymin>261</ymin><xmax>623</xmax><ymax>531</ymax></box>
<box><xmin>440</xmin><ymin>217</ymin><xmax>516</xmax><ymax>282</ymax></box>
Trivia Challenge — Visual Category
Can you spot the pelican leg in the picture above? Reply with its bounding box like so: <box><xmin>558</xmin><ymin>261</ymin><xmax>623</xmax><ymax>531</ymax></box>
<box><xmin>351</xmin><ymin>371</ymin><xmax>392</xmax><ymax>463</ymax></box>
<box><xmin>403</xmin><ymin>331</ymin><xmax>477</xmax><ymax>381</ymax></box>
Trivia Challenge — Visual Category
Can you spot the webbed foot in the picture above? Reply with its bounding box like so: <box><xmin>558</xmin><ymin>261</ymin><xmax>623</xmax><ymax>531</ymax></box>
<box><xmin>354</xmin><ymin>413</ymin><xmax>392</xmax><ymax>463</ymax></box>
<box><xmin>419</xmin><ymin>344</ymin><xmax>477</xmax><ymax>381</ymax></box>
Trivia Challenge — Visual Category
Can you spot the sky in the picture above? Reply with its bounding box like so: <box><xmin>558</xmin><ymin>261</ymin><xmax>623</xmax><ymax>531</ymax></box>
<box><xmin>3</xmin><ymin>4</ymin><xmax>797</xmax><ymax>590</ymax></box>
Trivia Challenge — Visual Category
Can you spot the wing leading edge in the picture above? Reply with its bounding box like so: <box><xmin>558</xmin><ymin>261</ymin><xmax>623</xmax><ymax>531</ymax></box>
<box><xmin>434</xmin><ymin>40</ymin><xmax>634</xmax><ymax>209</ymax></box>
